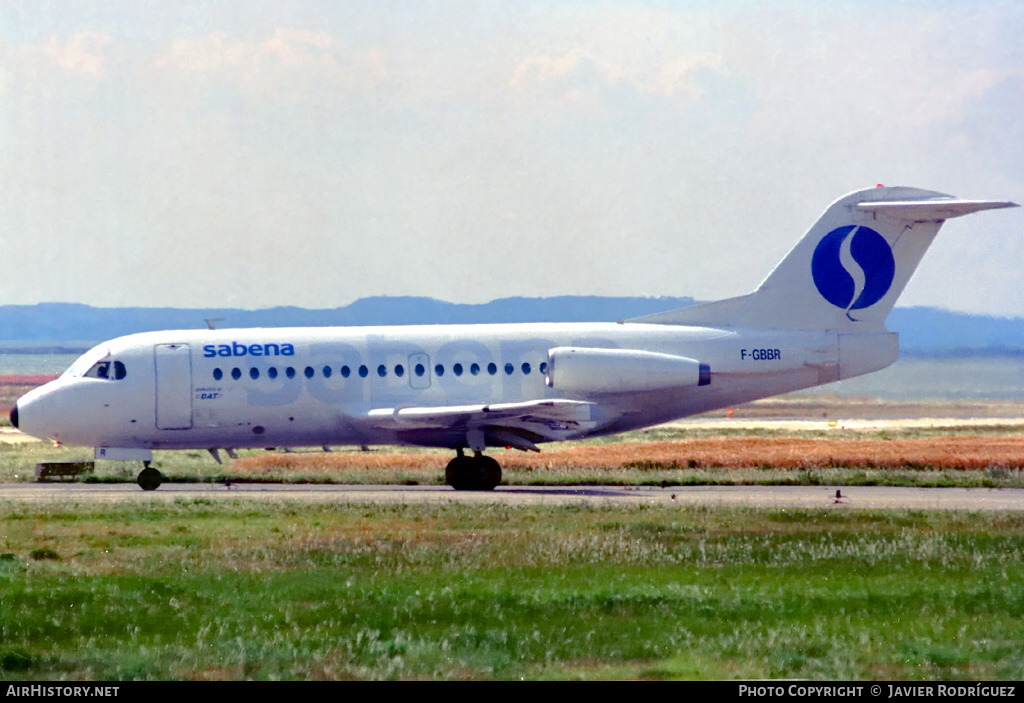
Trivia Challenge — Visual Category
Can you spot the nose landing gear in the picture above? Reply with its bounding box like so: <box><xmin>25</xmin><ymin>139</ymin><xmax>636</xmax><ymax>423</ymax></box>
<box><xmin>137</xmin><ymin>461</ymin><xmax>164</xmax><ymax>491</ymax></box>
<box><xmin>445</xmin><ymin>449</ymin><xmax>501</xmax><ymax>491</ymax></box>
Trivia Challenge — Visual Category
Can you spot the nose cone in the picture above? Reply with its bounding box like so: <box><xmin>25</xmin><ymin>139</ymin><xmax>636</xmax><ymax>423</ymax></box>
<box><xmin>12</xmin><ymin>381</ymin><xmax>69</xmax><ymax>441</ymax></box>
<box><xmin>13</xmin><ymin>377</ymin><xmax>113</xmax><ymax>447</ymax></box>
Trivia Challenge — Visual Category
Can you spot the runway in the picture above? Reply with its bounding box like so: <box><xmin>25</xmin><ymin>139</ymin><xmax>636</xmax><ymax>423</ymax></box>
<box><xmin>2</xmin><ymin>482</ymin><xmax>1023</xmax><ymax>512</ymax></box>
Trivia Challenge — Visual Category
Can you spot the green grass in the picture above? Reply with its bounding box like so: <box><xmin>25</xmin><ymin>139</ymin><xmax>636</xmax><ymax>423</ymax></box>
<box><xmin>1</xmin><ymin>500</ymin><xmax>1023</xmax><ymax>680</ymax></box>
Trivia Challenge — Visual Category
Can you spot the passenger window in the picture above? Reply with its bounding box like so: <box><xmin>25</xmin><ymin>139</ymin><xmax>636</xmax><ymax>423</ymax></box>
<box><xmin>522</xmin><ymin>362</ymin><xmax>531</xmax><ymax>375</ymax></box>
<box><xmin>377</xmin><ymin>364</ymin><xmax>387</xmax><ymax>377</ymax></box>
<box><xmin>415</xmin><ymin>363</ymin><xmax>425</xmax><ymax>377</ymax></box>
<box><xmin>470</xmin><ymin>363</ymin><xmax>480</xmax><ymax>375</ymax></box>
<box><xmin>359</xmin><ymin>365</ymin><xmax>369</xmax><ymax>378</ymax></box>
<box><xmin>250</xmin><ymin>367</ymin><xmax>259</xmax><ymax>380</ymax></box>
<box><xmin>453</xmin><ymin>363</ymin><xmax>463</xmax><ymax>376</ymax></box>
<box><xmin>434</xmin><ymin>364</ymin><xmax>444</xmax><ymax>377</ymax></box>
<box><xmin>268</xmin><ymin>367</ymin><xmax>278</xmax><ymax>379</ymax></box>
<box><xmin>322</xmin><ymin>366</ymin><xmax>332</xmax><ymax>378</ymax></box>
<box><xmin>286</xmin><ymin>367</ymin><xmax>296</xmax><ymax>379</ymax></box>
<box><xmin>341</xmin><ymin>365</ymin><xmax>351</xmax><ymax>378</ymax></box>
<box><xmin>504</xmin><ymin>363</ymin><xmax>514</xmax><ymax>375</ymax></box>
<box><xmin>539</xmin><ymin>362</ymin><xmax>548</xmax><ymax>374</ymax></box>
<box><xmin>395</xmin><ymin>365</ymin><xmax>404</xmax><ymax>377</ymax></box>
<box><xmin>213</xmin><ymin>368</ymin><xmax>223</xmax><ymax>381</ymax></box>
<box><xmin>487</xmin><ymin>362</ymin><xmax>497</xmax><ymax>375</ymax></box>
<box><xmin>231</xmin><ymin>368</ymin><xmax>241</xmax><ymax>380</ymax></box>
<box><xmin>304</xmin><ymin>366</ymin><xmax>314</xmax><ymax>379</ymax></box>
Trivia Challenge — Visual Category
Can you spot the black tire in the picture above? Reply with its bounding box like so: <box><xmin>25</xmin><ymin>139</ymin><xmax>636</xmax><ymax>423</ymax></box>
<box><xmin>476</xmin><ymin>456</ymin><xmax>502</xmax><ymax>491</ymax></box>
<box><xmin>445</xmin><ymin>455</ymin><xmax>501</xmax><ymax>491</ymax></box>
<box><xmin>137</xmin><ymin>466</ymin><xmax>163</xmax><ymax>491</ymax></box>
<box><xmin>445</xmin><ymin>456</ymin><xmax>474</xmax><ymax>490</ymax></box>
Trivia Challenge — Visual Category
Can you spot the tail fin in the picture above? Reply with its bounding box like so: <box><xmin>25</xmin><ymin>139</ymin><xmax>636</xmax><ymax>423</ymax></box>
<box><xmin>631</xmin><ymin>186</ymin><xmax>1017</xmax><ymax>330</ymax></box>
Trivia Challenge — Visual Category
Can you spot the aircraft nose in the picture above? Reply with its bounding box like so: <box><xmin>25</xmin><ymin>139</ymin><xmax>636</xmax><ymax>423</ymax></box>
<box><xmin>11</xmin><ymin>382</ymin><xmax>68</xmax><ymax>441</ymax></box>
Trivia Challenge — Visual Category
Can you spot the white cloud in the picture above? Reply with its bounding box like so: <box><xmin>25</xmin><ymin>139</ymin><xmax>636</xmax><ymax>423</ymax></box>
<box><xmin>1</xmin><ymin>32</ymin><xmax>112</xmax><ymax>78</ymax></box>
<box><xmin>509</xmin><ymin>47</ymin><xmax>725</xmax><ymax>106</ymax></box>
<box><xmin>153</xmin><ymin>28</ymin><xmax>387</xmax><ymax>103</ymax></box>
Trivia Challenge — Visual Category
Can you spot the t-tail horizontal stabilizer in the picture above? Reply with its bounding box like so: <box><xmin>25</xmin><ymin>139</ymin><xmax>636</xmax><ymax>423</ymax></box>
<box><xmin>630</xmin><ymin>187</ymin><xmax>1018</xmax><ymax>330</ymax></box>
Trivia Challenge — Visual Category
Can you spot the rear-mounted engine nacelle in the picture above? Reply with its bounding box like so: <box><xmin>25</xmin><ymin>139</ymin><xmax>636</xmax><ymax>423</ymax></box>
<box><xmin>545</xmin><ymin>347</ymin><xmax>710</xmax><ymax>394</ymax></box>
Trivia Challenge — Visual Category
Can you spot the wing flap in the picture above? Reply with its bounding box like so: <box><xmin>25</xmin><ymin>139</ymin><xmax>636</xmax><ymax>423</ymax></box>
<box><xmin>366</xmin><ymin>398</ymin><xmax>599</xmax><ymax>429</ymax></box>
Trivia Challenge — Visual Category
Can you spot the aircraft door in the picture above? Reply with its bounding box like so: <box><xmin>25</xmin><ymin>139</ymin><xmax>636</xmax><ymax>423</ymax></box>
<box><xmin>409</xmin><ymin>353</ymin><xmax>431</xmax><ymax>390</ymax></box>
<box><xmin>154</xmin><ymin>343</ymin><xmax>193</xmax><ymax>430</ymax></box>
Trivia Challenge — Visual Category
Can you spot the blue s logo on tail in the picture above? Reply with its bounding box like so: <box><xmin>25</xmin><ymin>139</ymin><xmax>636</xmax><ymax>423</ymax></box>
<box><xmin>811</xmin><ymin>225</ymin><xmax>895</xmax><ymax>319</ymax></box>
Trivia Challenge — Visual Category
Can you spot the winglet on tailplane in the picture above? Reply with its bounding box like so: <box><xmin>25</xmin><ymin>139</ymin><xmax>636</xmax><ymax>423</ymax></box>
<box><xmin>629</xmin><ymin>186</ymin><xmax>1018</xmax><ymax>330</ymax></box>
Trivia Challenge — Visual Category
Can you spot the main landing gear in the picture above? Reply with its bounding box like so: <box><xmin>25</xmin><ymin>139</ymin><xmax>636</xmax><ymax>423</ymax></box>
<box><xmin>136</xmin><ymin>461</ymin><xmax>164</xmax><ymax>491</ymax></box>
<box><xmin>445</xmin><ymin>449</ymin><xmax>501</xmax><ymax>491</ymax></box>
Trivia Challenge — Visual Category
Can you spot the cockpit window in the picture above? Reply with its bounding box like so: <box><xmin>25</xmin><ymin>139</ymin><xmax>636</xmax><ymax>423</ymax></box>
<box><xmin>83</xmin><ymin>359</ymin><xmax>127</xmax><ymax>380</ymax></box>
<box><xmin>85</xmin><ymin>361</ymin><xmax>111</xmax><ymax>379</ymax></box>
<box><xmin>64</xmin><ymin>346</ymin><xmax>110</xmax><ymax>377</ymax></box>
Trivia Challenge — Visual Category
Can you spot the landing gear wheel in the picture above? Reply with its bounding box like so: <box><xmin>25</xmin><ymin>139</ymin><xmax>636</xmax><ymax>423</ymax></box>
<box><xmin>445</xmin><ymin>455</ymin><xmax>502</xmax><ymax>491</ymax></box>
<box><xmin>475</xmin><ymin>456</ymin><xmax>501</xmax><ymax>491</ymax></box>
<box><xmin>137</xmin><ymin>466</ymin><xmax>164</xmax><ymax>491</ymax></box>
<box><xmin>445</xmin><ymin>456</ymin><xmax>474</xmax><ymax>491</ymax></box>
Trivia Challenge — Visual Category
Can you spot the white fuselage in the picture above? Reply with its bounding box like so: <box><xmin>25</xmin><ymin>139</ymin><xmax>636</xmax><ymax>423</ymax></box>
<box><xmin>13</xmin><ymin>321</ymin><xmax>897</xmax><ymax>454</ymax></box>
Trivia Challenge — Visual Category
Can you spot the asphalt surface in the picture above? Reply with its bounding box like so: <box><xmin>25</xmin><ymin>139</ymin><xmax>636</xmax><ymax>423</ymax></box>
<box><xmin>2</xmin><ymin>482</ymin><xmax>1023</xmax><ymax>511</ymax></box>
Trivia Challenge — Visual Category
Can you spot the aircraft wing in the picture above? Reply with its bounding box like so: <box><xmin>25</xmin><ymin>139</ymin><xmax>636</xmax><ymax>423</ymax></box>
<box><xmin>365</xmin><ymin>398</ymin><xmax>602</xmax><ymax>451</ymax></box>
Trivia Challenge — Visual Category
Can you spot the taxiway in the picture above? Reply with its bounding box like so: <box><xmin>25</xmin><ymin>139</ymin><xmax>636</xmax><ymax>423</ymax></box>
<box><xmin>1</xmin><ymin>482</ymin><xmax>1022</xmax><ymax>512</ymax></box>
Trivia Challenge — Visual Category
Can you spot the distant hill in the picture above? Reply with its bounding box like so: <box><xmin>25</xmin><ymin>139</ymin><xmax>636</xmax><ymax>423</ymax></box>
<box><xmin>0</xmin><ymin>296</ymin><xmax>1020</xmax><ymax>356</ymax></box>
<box><xmin>886</xmin><ymin>308</ymin><xmax>1024</xmax><ymax>356</ymax></box>
<box><xmin>0</xmin><ymin>297</ymin><xmax>695</xmax><ymax>345</ymax></box>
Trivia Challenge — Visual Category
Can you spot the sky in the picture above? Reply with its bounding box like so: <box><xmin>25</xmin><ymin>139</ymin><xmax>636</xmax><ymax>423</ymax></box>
<box><xmin>0</xmin><ymin>0</ymin><xmax>1021</xmax><ymax>316</ymax></box>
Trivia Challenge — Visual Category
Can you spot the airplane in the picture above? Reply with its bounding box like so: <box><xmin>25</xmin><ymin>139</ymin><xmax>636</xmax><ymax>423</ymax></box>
<box><xmin>10</xmin><ymin>186</ymin><xmax>1018</xmax><ymax>491</ymax></box>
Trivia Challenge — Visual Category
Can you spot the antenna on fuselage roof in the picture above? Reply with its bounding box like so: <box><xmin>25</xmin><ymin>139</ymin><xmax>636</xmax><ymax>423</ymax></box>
<box><xmin>204</xmin><ymin>318</ymin><xmax>224</xmax><ymax>330</ymax></box>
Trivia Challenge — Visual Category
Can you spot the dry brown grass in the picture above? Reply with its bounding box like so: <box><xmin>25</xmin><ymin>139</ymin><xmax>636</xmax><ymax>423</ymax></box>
<box><xmin>235</xmin><ymin>436</ymin><xmax>1024</xmax><ymax>474</ymax></box>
